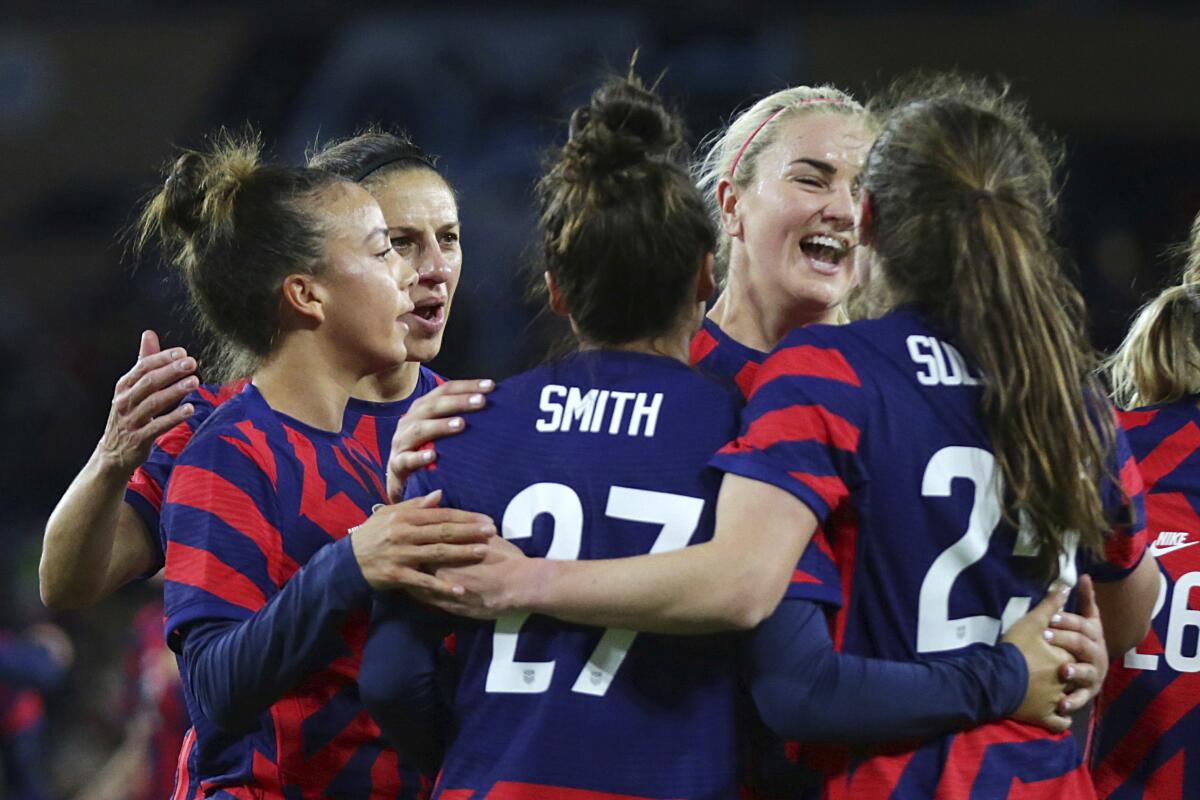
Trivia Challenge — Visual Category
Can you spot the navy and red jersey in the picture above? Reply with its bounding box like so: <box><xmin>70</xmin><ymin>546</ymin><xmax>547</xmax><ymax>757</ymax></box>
<box><xmin>161</xmin><ymin>383</ymin><xmax>420</xmax><ymax>799</ymax></box>
<box><xmin>126</xmin><ymin>367</ymin><xmax>443</xmax><ymax>568</ymax></box>
<box><xmin>690</xmin><ymin>316</ymin><xmax>841</xmax><ymax>799</ymax></box>
<box><xmin>1091</xmin><ymin>400</ymin><xmax>1200</xmax><ymax>799</ymax></box>
<box><xmin>689</xmin><ymin>318</ymin><xmax>840</xmax><ymax>609</ymax></box>
<box><xmin>406</xmin><ymin>350</ymin><xmax>743</xmax><ymax>799</ymax></box>
<box><xmin>691</xmin><ymin>316</ymin><xmax>767</xmax><ymax>398</ymax></box>
<box><xmin>712</xmin><ymin>308</ymin><xmax>1147</xmax><ymax>800</ymax></box>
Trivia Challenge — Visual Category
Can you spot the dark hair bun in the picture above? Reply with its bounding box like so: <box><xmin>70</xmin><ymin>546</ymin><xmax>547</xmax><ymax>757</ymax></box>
<box><xmin>159</xmin><ymin>151</ymin><xmax>209</xmax><ymax>240</ymax></box>
<box><xmin>150</xmin><ymin>134</ymin><xmax>263</xmax><ymax>254</ymax></box>
<box><xmin>565</xmin><ymin>76</ymin><xmax>682</xmax><ymax>176</ymax></box>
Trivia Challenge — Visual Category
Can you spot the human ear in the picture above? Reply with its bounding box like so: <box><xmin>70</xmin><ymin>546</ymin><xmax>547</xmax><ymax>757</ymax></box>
<box><xmin>717</xmin><ymin>179</ymin><xmax>742</xmax><ymax>239</ymax></box>
<box><xmin>544</xmin><ymin>271</ymin><xmax>569</xmax><ymax>317</ymax></box>
<box><xmin>280</xmin><ymin>273</ymin><xmax>326</xmax><ymax>327</ymax></box>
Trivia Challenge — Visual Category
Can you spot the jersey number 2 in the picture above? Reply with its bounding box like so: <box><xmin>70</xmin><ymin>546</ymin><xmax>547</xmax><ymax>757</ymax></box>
<box><xmin>485</xmin><ymin>482</ymin><xmax>704</xmax><ymax>697</ymax></box>
<box><xmin>918</xmin><ymin>446</ymin><xmax>1077</xmax><ymax>653</ymax></box>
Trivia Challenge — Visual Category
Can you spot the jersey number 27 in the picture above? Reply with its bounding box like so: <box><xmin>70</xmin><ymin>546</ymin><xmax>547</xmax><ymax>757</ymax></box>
<box><xmin>486</xmin><ymin>483</ymin><xmax>704</xmax><ymax>697</ymax></box>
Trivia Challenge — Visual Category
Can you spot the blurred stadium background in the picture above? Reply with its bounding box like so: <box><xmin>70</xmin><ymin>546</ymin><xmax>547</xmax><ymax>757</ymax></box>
<box><xmin>2</xmin><ymin>3</ymin><xmax>1199</xmax><ymax>795</ymax></box>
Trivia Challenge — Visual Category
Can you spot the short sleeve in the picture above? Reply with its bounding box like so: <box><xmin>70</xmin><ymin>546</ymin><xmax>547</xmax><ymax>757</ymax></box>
<box><xmin>710</xmin><ymin>332</ymin><xmax>869</xmax><ymax>528</ymax></box>
<box><xmin>162</xmin><ymin>420</ymin><xmax>289</xmax><ymax>648</ymax></box>
<box><xmin>1084</xmin><ymin>425</ymin><xmax>1148</xmax><ymax>582</ymax></box>
<box><xmin>123</xmin><ymin>384</ymin><xmax>226</xmax><ymax>568</ymax></box>
<box><xmin>785</xmin><ymin>527</ymin><xmax>843</xmax><ymax>607</ymax></box>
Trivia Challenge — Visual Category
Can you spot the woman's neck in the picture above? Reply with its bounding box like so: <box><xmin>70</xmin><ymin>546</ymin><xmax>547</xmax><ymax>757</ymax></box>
<box><xmin>578</xmin><ymin>306</ymin><xmax>699</xmax><ymax>364</ymax></box>
<box><xmin>252</xmin><ymin>335</ymin><xmax>360</xmax><ymax>432</ymax></box>
<box><xmin>710</xmin><ymin>255</ymin><xmax>840</xmax><ymax>353</ymax></box>
<box><xmin>352</xmin><ymin>361</ymin><xmax>422</xmax><ymax>403</ymax></box>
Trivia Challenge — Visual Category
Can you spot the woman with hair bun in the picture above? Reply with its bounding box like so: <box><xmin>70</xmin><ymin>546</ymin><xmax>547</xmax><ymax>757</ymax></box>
<box><xmin>360</xmin><ymin>74</ymin><xmax>1108</xmax><ymax>799</ymax></box>
<box><xmin>139</xmin><ymin>133</ymin><xmax>493</xmax><ymax>798</ymax></box>
<box><xmin>1092</xmin><ymin>220</ymin><xmax>1200</xmax><ymax>798</ymax></box>
<box><xmin>40</xmin><ymin>127</ymin><xmax>491</xmax><ymax>613</ymax></box>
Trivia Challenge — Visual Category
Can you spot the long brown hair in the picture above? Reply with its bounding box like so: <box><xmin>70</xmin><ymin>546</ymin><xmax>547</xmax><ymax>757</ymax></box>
<box><xmin>862</xmin><ymin>78</ymin><xmax>1117</xmax><ymax>580</ymax></box>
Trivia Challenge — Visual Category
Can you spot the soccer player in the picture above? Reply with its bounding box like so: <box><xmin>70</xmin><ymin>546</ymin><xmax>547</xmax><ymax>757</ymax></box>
<box><xmin>417</xmin><ymin>80</ymin><xmax>1159</xmax><ymax>798</ymax></box>
<box><xmin>1092</xmin><ymin>226</ymin><xmax>1200</xmax><ymax>798</ymax></box>
<box><xmin>138</xmin><ymin>133</ymin><xmax>492</xmax><ymax>798</ymax></box>
<box><xmin>688</xmin><ymin>86</ymin><xmax>872</xmax><ymax>796</ymax></box>
<box><xmin>39</xmin><ymin>128</ymin><xmax>490</xmax><ymax>612</ymax></box>
<box><xmin>360</xmin><ymin>73</ymin><xmax>1103</xmax><ymax>799</ymax></box>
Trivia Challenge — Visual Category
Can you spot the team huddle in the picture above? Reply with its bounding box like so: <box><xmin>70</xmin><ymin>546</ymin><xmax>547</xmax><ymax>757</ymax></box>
<box><xmin>38</xmin><ymin>66</ymin><xmax>1200</xmax><ymax>799</ymax></box>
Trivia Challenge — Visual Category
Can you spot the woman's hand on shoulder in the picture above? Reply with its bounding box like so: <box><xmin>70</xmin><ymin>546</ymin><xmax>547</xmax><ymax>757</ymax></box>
<box><xmin>99</xmin><ymin>330</ymin><xmax>198</xmax><ymax>474</ymax></box>
<box><xmin>387</xmin><ymin>379</ymin><xmax>494</xmax><ymax>502</ymax></box>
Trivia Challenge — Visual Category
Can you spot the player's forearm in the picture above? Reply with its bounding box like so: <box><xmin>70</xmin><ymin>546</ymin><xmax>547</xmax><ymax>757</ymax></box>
<box><xmin>1095</xmin><ymin>552</ymin><xmax>1158</xmax><ymax>659</ymax></box>
<box><xmin>520</xmin><ymin>539</ymin><xmax>781</xmax><ymax>634</ymax></box>
<box><xmin>746</xmin><ymin>599</ymin><xmax>1026</xmax><ymax>742</ymax></box>
<box><xmin>180</xmin><ymin>536</ymin><xmax>373</xmax><ymax>730</ymax></box>
<box><xmin>517</xmin><ymin>477</ymin><xmax>808</xmax><ymax>634</ymax></box>
<box><xmin>360</xmin><ymin>596</ymin><xmax>446</xmax><ymax>776</ymax></box>
<box><xmin>40</xmin><ymin>450</ymin><xmax>150</xmax><ymax>609</ymax></box>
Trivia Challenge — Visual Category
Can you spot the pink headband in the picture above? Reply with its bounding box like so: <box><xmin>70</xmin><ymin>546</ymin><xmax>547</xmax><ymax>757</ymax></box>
<box><xmin>727</xmin><ymin>98</ymin><xmax>854</xmax><ymax>180</ymax></box>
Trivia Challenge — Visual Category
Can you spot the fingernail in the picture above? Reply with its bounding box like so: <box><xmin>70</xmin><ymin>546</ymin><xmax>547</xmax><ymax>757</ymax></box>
<box><xmin>422</xmin><ymin>450</ymin><xmax>434</xmax><ymax>462</ymax></box>
<box><xmin>170</xmin><ymin>349</ymin><xmax>184</xmax><ymax>359</ymax></box>
<box><xmin>468</xmin><ymin>394</ymin><xmax>484</xmax><ymax>407</ymax></box>
<box><xmin>1065</xmin><ymin>664</ymin><xmax>1075</xmax><ymax>679</ymax></box>
<box><xmin>1061</xmin><ymin>699</ymin><xmax>1071</xmax><ymax>712</ymax></box>
<box><xmin>181</xmin><ymin>403</ymin><xmax>194</xmax><ymax>417</ymax></box>
<box><xmin>1051</xmin><ymin>613</ymin><xmax>1062</xmax><ymax>624</ymax></box>
<box><xmin>480</xmin><ymin>524</ymin><xmax>495</xmax><ymax>535</ymax></box>
<box><xmin>451</xmin><ymin>585</ymin><xmax>465</xmax><ymax>596</ymax></box>
<box><xmin>473</xmin><ymin>546</ymin><xmax>487</xmax><ymax>556</ymax></box>
<box><xmin>479</xmin><ymin>379</ymin><xmax>494</xmax><ymax>390</ymax></box>
<box><xmin>448</xmin><ymin>418</ymin><xmax>463</xmax><ymax>430</ymax></box>
<box><xmin>1043</xmin><ymin>629</ymin><xmax>1055</xmax><ymax>641</ymax></box>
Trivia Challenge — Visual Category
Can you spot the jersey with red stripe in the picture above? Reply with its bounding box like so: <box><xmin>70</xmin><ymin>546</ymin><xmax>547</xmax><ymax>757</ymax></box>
<box><xmin>689</xmin><ymin>318</ymin><xmax>841</xmax><ymax>609</ymax></box>
<box><xmin>690</xmin><ymin>316</ymin><xmax>842</xmax><ymax>799</ymax></box>
<box><xmin>1091</xmin><ymin>400</ymin><xmax>1200</xmax><ymax>799</ymax></box>
<box><xmin>161</xmin><ymin>383</ymin><xmax>422</xmax><ymax>799</ymax></box>
<box><xmin>407</xmin><ymin>350</ymin><xmax>743</xmax><ymax>799</ymax></box>
<box><xmin>126</xmin><ymin>367</ymin><xmax>443</xmax><ymax>569</ymax></box>
<box><xmin>344</xmin><ymin>368</ymin><xmax>445</xmax><ymax>467</ymax></box>
<box><xmin>711</xmin><ymin>309</ymin><xmax>1147</xmax><ymax>800</ymax></box>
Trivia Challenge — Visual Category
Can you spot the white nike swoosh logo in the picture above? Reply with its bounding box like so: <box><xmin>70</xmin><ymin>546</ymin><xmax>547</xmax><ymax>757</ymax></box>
<box><xmin>1149</xmin><ymin>540</ymin><xmax>1200</xmax><ymax>558</ymax></box>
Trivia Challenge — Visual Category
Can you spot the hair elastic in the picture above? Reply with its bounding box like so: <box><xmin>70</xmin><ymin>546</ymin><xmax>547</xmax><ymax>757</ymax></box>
<box><xmin>727</xmin><ymin>97</ymin><xmax>855</xmax><ymax>181</ymax></box>
<box><xmin>354</xmin><ymin>151</ymin><xmax>437</xmax><ymax>183</ymax></box>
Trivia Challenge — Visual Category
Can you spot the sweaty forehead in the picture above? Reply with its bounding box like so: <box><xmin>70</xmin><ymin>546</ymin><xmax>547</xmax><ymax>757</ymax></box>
<box><xmin>767</xmin><ymin>112</ymin><xmax>872</xmax><ymax>170</ymax></box>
